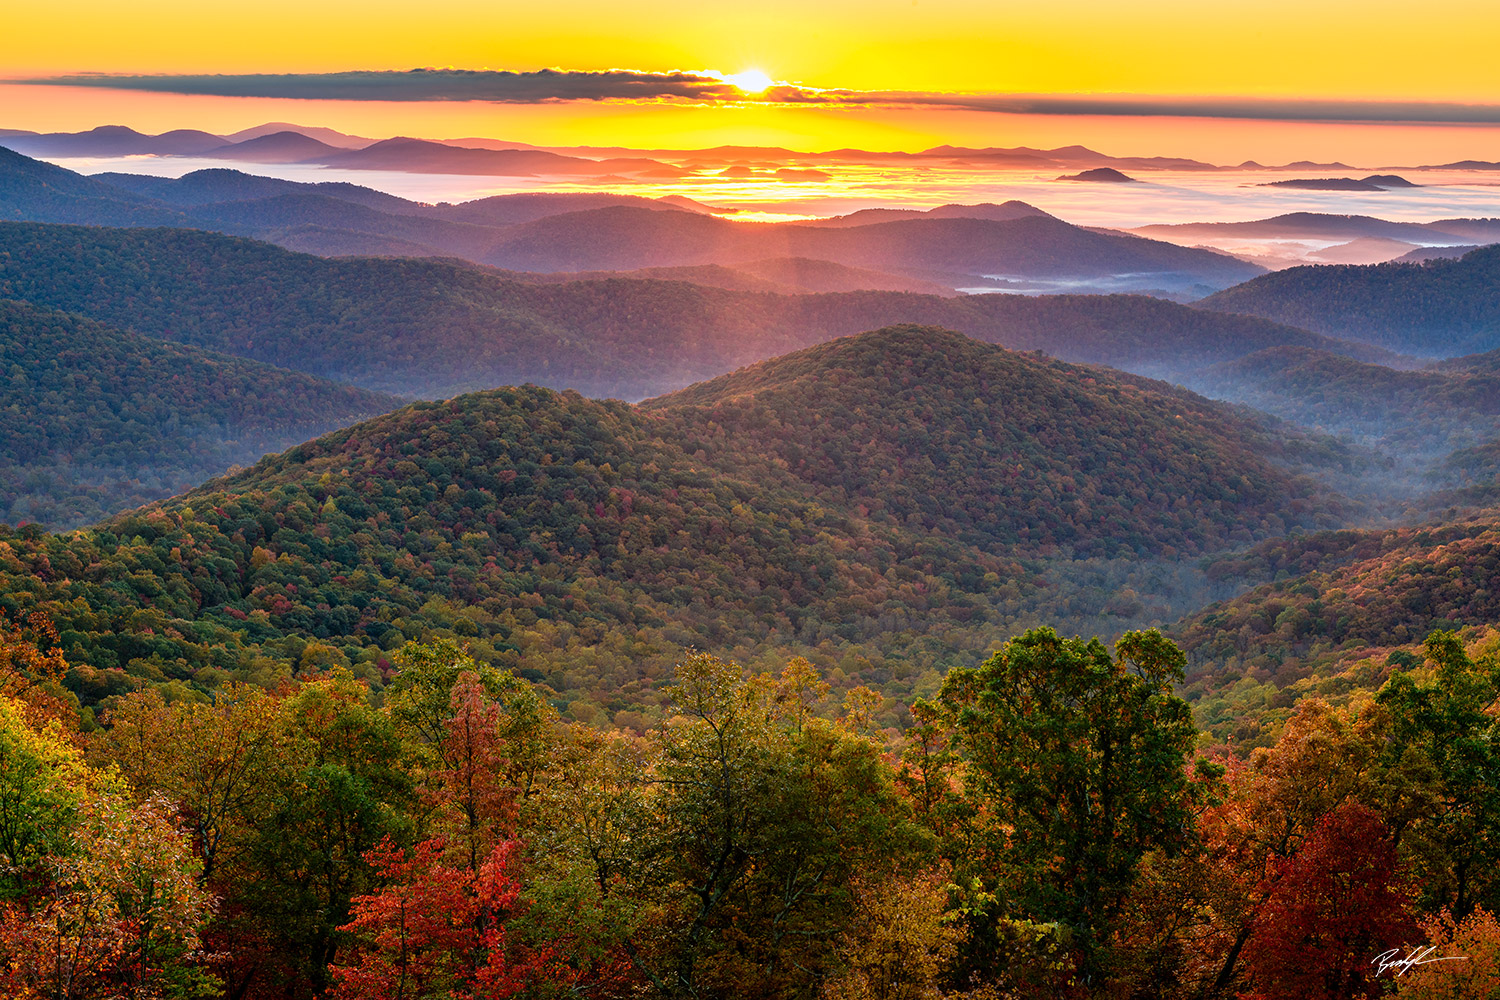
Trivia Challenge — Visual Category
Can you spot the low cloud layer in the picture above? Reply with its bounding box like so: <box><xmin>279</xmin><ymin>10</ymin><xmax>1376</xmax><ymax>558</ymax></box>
<box><xmin>22</xmin><ymin>69</ymin><xmax>1500</xmax><ymax>124</ymax></box>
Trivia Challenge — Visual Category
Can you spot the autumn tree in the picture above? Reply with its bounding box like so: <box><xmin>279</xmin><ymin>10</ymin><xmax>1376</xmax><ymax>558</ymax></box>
<box><xmin>330</xmin><ymin>837</ymin><xmax>549</xmax><ymax>1000</ymax></box>
<box><xmin>1399</xmin><ymin>906</ymin><xmax>1500</xmax><ymax>999</ymax></box>
<box><xmin>0</xmin><ymin>695</ymin><xmax>214</xmax><ymax>999</ymax></box>
<box><xmin>1239</xmin><ymin>802</ymin><xmax>1416</xmax><ymax>1000</ymax></box>
<box><xmin>617</xmin><ymin>652</ymin><xmax>930</xmax><ymax>1000</ymax></box>
<box><xmin>1193</xmin><ymin>697</ymin><xmax>1388</xmax><ymax>998</ymax></box>
<box><xmin>331</xmin><ymin>672</ymin><xmax>552</xmax><ymax>1000</ymax></box>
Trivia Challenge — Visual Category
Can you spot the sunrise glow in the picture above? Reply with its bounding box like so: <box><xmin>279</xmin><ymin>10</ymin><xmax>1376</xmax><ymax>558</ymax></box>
<box><xmin>721</xmin><ymin>69</ymin><xmax>774</xmax><ymax>94</ymax></box>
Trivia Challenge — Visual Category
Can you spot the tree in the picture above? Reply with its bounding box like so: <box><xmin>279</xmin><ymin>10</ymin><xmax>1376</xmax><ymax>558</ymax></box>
<box><xmin>933</xmin><ymin>627</ymin><xmax>1207</xmax><ymax>985</ymax></box>
<box><xmin>240</xmin><ymin>675</ymin><xmax>413</xmax><ymax>997</ymax></box>
<box><xmin>1194</xmin><ymin>698</ymin><xmax>1388</xmax><ymax>997</ymax></box>
<box><xmin>1399</xmin><ymin>906</ymin><xmax>1500</xmax><ymax>1000</ymax></box>
<box><xmin>1239</xmin><ymin>802</ymin><xmax>1415</xmax><ymax>1000</ymax></box>
<box><xmin>330</xmin><ymin>837</ymin><xmax>550</xmax><ymax>1000</ymax></box>
<box><xmin>617</xmin><ymin>652</ymin><xmax>929</xmax><ymax>999</ymax></box>
<box><xmin>1377</xmin><ymin>629</ymin><xmax>1500</xmax><ymax>917</ymax></box>
<box><xmin>0</xmin><ymin>695</ymin><xmax>214</xmax><ymax>999</ymax></box>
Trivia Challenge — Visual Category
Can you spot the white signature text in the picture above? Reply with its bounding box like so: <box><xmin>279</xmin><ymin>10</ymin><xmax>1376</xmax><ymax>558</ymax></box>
<box><xmin>1372</xmin><ymin>946</ymin><xmax>1468</xmax><ymax>977</ymax></box>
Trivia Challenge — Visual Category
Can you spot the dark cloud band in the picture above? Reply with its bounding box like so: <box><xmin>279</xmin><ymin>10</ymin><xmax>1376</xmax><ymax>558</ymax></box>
<box><xmin>22</xmin><ymin>68</ymin><xmax>739</xmax><ymax>104</ymax></box>
<box><xmin>19</xmin><ymin>69</ymin><xmax>1500</xmax><ymax>124</ymax></box>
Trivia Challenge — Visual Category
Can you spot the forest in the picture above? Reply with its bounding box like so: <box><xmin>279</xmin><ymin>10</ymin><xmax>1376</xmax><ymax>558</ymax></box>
<box><xmin>1200</xmin><ymin>245</ymin><xmax>1500</xmax><ymax>355</ymax></box>
<box><xmin>7</xmin><ymin>140</ymin><xmax>1500</xmax><ymax>999</ymax></box>
<box><xmin>0</xmin><ymin>328</ymin><xmax>1355</xmax><ymax>727</ymax></box>
<box><xmin>0</xmin><ymin>299</ymin><xmax>400</xmax><ymax>527</ymax></box>
<box><xmin>7</xmin><ymin>606</ymin><xmax>1500</xmax><ymax>1000</ymax></box>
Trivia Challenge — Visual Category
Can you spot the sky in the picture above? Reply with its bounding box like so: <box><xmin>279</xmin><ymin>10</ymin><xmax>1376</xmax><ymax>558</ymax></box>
<box><xmin>7</xmin><ymin>0</ymin><xmax>1500</xmax><ymax>163</ymax></box>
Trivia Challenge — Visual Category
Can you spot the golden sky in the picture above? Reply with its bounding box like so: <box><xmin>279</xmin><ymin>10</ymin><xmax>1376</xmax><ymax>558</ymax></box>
<box><xmin>7</xmin><ymin>0</ymin><xmax>1500</xmax><ymax>161</ymax></box>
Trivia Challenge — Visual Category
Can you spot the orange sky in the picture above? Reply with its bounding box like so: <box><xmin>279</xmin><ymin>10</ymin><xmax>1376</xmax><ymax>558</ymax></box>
<box><xmin>7</xmin><ymin>0</ymin><xmax>1500</xmax><ymax>162</ymax></box>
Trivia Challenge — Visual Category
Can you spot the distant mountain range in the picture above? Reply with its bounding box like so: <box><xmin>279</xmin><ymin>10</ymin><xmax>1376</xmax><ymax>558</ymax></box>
<box><xmin>5</xmin><ymin>122</ymin><xmax>1487</xmax><ymax>176</ymax></box>
<box><xmin>0</xmin><ymin>147</ymin><xmax>1262</xmax><ymax>294</ymax></box>
<box><xmin>1134</xmin><ymin>212</ymin><xmax>1500</xmax><ymax>246</ymax></box>
<box><xmin>0</xmin><ymin>220</ymin><xmax>1375</xmax><ymax>400</ymax></box>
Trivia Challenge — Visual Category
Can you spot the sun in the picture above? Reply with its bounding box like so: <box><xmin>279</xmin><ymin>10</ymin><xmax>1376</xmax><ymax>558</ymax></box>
<box><xmin>722</xmin><ymin>69</ymin><xmax>774</xmax><ymax>94</ymax></box>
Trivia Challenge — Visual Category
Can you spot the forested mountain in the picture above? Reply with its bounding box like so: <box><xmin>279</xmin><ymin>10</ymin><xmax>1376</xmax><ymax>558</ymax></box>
<box><xmin>0</xmin><ymin>146</ymin><xmax>190</xmax><ymax>227</ymax></box>
<box><xmin>0</xmin><ymin>327</ymin><xmax>1347</xmax><ymax>720</ymax></box>
<box><xmin>0</xmin><ymin>221</ymin><xmax>1383</xmax><ymax>398</ymax></box>
<box><xmin>1174</xmin><ymin>513</ymin><xmax>1500</xmax><ymax>743</ymax></box>
<box><xmin>646</xmin><ymin>327</ymin><xmax>1340</xmax><ymax>557</ymax></box>
<box><xmin>0</xmin><ymin>299</ymin><xmax>401</xmax><ymax>528</ymax></box>
<box><xmin>1188</xmin><ymin>344</ymin><xmax>1500</xmax><ymax>454</ymax></box>
<box><xmin>1201</xmin><ymin>244</ymin><xmax>1500</xmax><ymax>355</ymax></box>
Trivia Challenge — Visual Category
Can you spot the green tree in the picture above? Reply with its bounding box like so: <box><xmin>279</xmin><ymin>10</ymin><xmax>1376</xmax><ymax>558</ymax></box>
<box><xmin>933</xmin><ymin>626</ymin><xmax>1208</xmax><ymax>986</ymax></box>
<box><xmin>1377</xmin><ymin>629</ymin><xmax>1500</xmax><ymax>917</ymax></box>
<box><xmin>617</xmin><ymin>652</ymin><xmax>929</xmax><ymax>999</ymax></box>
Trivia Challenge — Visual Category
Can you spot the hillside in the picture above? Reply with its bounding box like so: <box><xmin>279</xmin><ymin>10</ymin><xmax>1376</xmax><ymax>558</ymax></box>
<box><xmin>1188</xmin><ymin>345</ymin><xmax>1500</xmax><ymax>455</ymax></box>
<box><xmin>0</xmin><ymin>146</ymin><xmax>190</xmax><ymax>227</ymax></box>
<box><xmin>0</xmin><ymin>221</ymin><xmax>1384</xmax><ymax>399</ymax></box>
<box><xmin>0</xmin><ymin>299</ymin><xmax>402</xmax><ymax>528</ymax></box>
<box><xmin>1173</xmin><ymin>515</ymin><xmax>1500</xmax><ymax>743</ymax></box>
<box><xmin>0</xmin><ymin>327</ymin><xmax>1348</xmax><ymax>717</ymax></box>
<box><xmin>646</xmin><ymin>326</ymin><xmax>1342</xmax><ymax>557</ymax></box>
<box><xmin>1200</xmin><ymin>245</ymin><xmax>1500</xmax><ymax>355</ymax></box>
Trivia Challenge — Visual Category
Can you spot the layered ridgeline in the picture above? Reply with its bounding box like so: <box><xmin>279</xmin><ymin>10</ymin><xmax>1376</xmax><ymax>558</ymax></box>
<box><xmin>0</xmin><ymin>148</ymin><xmax>1262</xmax><ymax>294</ymax></box>
<box><xmin>0</xmin><ymin>327</ymin><xmax>1347</xmax><ymax>721</ymax></box>
<box><xmin>0</xmin><ymin>145</ymin><xmax>189</xmax><ymax>228</ymax></box>
<box><xmin>1187</xmin><ymin>345</ymin><xmax>1500</xmax><ymax>457</ymax></box>
<box><xmin>1172</xmin><ymin>513</ymin><xmax>1500</xmax><ymax>744</ymax></box>
<box><xmin>1201</xmin><ymin>244</ymin><xmax>1500</xmax><ymax>356</ymax></box>
<box><xmin>0</xmin><ymin>222</ymin><xmax>1381</xmax><ymax>399</ymax></box>
<box><xmin>0</xmin><ymin>299</ymin><xmax>402</xmax><ymax>528</ymax></box>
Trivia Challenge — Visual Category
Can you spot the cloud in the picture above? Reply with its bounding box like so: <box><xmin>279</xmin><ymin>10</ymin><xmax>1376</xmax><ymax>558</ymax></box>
<box><xmin>21</xmin><ymin>69</ymin><xmax>1500</xmax><ymax>124</ymax></box>
<box><xmin>770</xmin><ymin>87</ymin><xmax>1500</xmax><ymax>124</ymax></box>
<box><xmin>22</xmin><ymin>68</ymin><xmax>740</xmax><ymax>104</ymax></box>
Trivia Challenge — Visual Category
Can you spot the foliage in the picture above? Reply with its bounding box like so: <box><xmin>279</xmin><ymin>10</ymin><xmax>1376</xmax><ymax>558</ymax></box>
<box><xmin>0</xmin><ymin>694</ymin><xmax>215</xmax><ymax>999</ymax></box>
<box><xmin>931</xmin><ymin>627</ymin><xmax>1208</xmax><ymax>984</ymax></box>
<box><xmin>1239</xmin><ymin>802</ymin><xmax>1415</xmax><ymax>1000</ymax></box>
<box><xmin>1202</xmin><ymin>244</ymin><xmax>1500</xmax><ymax>356</ymax></box>
<box><xmin>0</xmin><ymin>328</ymin><xmax>1346</xmax><ymax>724</ymax></box>
<box><xmin>0</xmin><ymin>298</ymin><xmax>400</xmax><ymax>529</ymax></box>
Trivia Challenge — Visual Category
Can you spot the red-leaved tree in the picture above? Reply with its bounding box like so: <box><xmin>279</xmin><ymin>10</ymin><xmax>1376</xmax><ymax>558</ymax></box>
<box><xmin>1240</xmin><ymin>801</ymin><xmax>1416</xmax><ymax>1000</ymax></box>
<box><xmin>330</xmin><ymin>836</ymin><xmax>550</xmax><ymax>1000</ymax></box>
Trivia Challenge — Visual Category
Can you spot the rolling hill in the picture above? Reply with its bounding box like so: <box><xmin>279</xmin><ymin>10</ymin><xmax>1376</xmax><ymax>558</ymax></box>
<box><xmin>1187</xmin><ymin>345</ymin><xmax>1500</xmax><ymax>455</ymax></box>
<box><xmin>0</xmin><ymin>299</ymin><xmax>401</xmax><ymax>529</ymax></box>
<box><xmin>1200</xmin><ymin>245</ymin><xmax>1500</xmax><ymax>356</ymax></box>
<box><xmin>0</xmin><ymin>146</ymin><xmax>190</xmax><ymax>227</ymax></box>
<box><xmin>0</xmin><ymin>327</ymin><xmax>1348</xmax><ymax>718</ymax></box>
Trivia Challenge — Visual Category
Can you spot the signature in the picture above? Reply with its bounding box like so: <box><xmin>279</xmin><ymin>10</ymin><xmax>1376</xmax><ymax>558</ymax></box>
<box><xmin>1372</xmin><ymin>946</ymin><xmax>1468</xmax><ymax>977</ymax></box>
